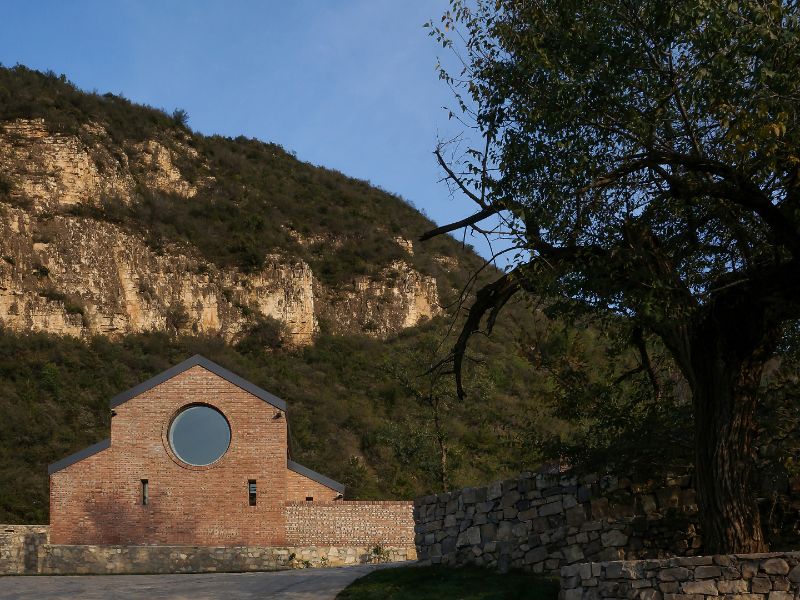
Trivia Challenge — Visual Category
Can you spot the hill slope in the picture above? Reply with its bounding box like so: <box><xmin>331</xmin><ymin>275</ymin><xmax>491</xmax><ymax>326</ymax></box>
<box><xmin>0</xmin><ymin>66</ymin><xmax>568</xmax><ymax>523</ymax></box>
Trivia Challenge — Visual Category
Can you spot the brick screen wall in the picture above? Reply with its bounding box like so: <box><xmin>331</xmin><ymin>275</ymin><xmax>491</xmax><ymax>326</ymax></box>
<box><xmin>285</xmin><ymin>501</ymin><xmax>415</xmax><ymax>547</ymax></box>
<box><xmin>50</xmin><ymin>366</ymin><xmax>290</xmax><ymax>546</ymax></box>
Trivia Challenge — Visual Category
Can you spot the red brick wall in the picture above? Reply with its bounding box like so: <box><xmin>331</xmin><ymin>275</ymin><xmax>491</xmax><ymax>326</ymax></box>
<box><xmin>286</xmin><ymin>470</ymin><xmax>339</xmax><ymax>502</ymax></box>
<box><xmin>285</xmin><ymin>501</ymin><xmax>414</xmax><ymax>547</ymax></box>
<box><xmin>50</xmin><ymin>366</ymin><xmax>289</xmax><ymax>546</ymax></box>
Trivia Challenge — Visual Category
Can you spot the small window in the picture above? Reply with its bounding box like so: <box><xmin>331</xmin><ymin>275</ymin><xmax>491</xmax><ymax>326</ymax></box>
<box><xmin>141</xmin><ymin>479</ymin><xmax>149</xmax><ymax>506</ymax></box>
<box><xmin>248</xmin><ymin>480</ymin><xmax>257</xmax><ymax>506</ymax></box>
<box><xmin>305</xmin><ymin>496</ymin><xmax>313</xmax><ymax>502</ymax></box>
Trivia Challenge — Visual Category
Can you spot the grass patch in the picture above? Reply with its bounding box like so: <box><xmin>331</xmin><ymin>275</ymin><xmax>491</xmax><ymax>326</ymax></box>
<box><xmin>336</xmin><ymin>565</ymin><xmax>560</xmax><ymax>600</ymax></box>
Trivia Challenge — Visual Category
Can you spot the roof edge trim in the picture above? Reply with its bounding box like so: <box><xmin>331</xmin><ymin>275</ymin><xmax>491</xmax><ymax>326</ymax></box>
<box><xmin>48</xmin><ymin>438</ymin><xmax>111</xmax><ymax>475</ymax></box>
<box><xmin>287</xmin><ymin>459</ymin><xmax>346</xmax><ymax>495</ymax></box>
<box><xmin>109</xmin><ymin>355</ymin><xmax>287</xmax><ymax>411</ymax></box>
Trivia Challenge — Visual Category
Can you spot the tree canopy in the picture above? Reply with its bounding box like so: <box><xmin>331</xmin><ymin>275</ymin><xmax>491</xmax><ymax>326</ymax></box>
<box><xmin>427</xmin><ymin>0</ymin><xmax>800</xmax><ymax>553</ymax></box>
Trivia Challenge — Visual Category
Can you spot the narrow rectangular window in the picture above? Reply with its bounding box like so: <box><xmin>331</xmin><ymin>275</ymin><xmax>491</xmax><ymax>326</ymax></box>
<box><xmin>141</xmin><ymin>479</ymin><xmax>149</xmax><ymax>506</ymax></box>
<box><xmin>305</xmin><ymin>496</ymin><xmax>313</xmax><ymax>502</ymax></box>
<box><xmin>248</xmin><ymin>480</ymin><xmax>257</xmax><ymax>506</ymax></box>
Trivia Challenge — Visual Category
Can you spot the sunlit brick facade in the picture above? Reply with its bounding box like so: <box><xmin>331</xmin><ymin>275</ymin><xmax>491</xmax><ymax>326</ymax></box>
<box><xmin>49</xmin><ymin>355</ymin><xmax>344</xmax><ymax>546</ymax></box>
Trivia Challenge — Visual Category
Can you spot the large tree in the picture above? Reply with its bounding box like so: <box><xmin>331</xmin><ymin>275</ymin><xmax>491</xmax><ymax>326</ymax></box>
<box><xmin>424</xmin><ymin>0</ymin><xmax>800</xmax><ymax>553</ymax></box>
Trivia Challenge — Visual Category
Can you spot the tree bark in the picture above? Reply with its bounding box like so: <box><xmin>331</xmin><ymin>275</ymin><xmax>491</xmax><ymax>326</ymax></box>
<box><xmin>687</xmin><ymin>332</ymin><xmax>775</xmax><ymax>554</ymax></box>
<box><xmin>431</xmin><ymin>396</ymin><xmax>449</xmax><ymax>490</ymax></box>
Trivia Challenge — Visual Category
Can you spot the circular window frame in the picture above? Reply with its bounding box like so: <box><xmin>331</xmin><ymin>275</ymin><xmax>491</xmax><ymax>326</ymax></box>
<box><xmin>162</xmin><ymin>403</ymin><xmax>232</xmax><ymax>470</ymax></box>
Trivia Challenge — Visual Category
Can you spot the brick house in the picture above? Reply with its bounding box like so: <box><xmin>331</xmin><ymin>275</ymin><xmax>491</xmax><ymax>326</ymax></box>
<box><xmin>48</xmin><ymin>355</ymin><xmax>346</xmax><ymax>546</ymax></box>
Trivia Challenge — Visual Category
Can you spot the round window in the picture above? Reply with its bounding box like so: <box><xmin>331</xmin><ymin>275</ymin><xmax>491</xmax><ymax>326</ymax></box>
<box><xmin>168</xmin><ymin>405</ymin><xmax>231</xmax><ymax>466</ymax></box>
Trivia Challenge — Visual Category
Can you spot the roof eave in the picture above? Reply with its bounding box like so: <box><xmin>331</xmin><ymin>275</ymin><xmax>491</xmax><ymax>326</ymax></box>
<box><xmin>287</xmin><ymin>459</ymin><xmax>346</xmax><ymax>495</ymax></box>
<box><xmin>109</xmin><ymin>355</ymin><xmax>287</xmax><ymax>411</ymax></box>
<box><xmin>48</xmin><ymin>438</ymin><xmax>111</xmax><ymax>475</ymax></box>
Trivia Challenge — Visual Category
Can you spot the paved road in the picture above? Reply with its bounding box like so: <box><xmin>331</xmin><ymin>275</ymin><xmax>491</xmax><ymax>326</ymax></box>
<box><xmin>0</xmin><ymin>564</ymin><xmax>399</xmax><ymax>600</ymax></box>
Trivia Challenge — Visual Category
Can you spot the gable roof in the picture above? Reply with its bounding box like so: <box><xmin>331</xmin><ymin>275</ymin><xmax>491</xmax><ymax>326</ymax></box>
<box><xmin>109</xmin><ymin>354</ymin><xmax>287</xmax><ymax>411</ymax></box>
<box><xmin>48</xmin><ymin>355</ymin><xmax>346</xmax><ymax>494</ymax></box>
<box><xmin>288</xmin><ymin>460</ymin><xmax>346</xmax><ymax>494</ymax></box>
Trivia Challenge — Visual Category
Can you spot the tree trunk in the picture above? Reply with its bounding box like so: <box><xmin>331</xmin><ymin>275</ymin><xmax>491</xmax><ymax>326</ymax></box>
<box><xmin>431</xmin><ymin>397</ymin><xmax>449</xmax><ymax>490</ymax></box>
<box><xmin>689</xmin><ymin>340</ymin><xmax>769</xmax><ymax>554</ymax></box>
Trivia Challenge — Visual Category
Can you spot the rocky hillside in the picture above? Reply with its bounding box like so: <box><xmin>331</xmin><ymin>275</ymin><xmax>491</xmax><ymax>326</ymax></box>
<box><xmin>0</xmin><ymin>66</ymin><xmax>573</xmax><ymax>524</ymax></box>
<box><xmin>0</xmin><ymin>112</ymin><xmax>450</xmax><ymax>346</ymax></box>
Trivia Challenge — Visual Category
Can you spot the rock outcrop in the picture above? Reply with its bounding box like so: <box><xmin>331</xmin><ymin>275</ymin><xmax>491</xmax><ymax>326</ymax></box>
<box><xmin>0</xmin><ymin>118</ymin><xmax>442</xmax><ymax>346</ymax></box>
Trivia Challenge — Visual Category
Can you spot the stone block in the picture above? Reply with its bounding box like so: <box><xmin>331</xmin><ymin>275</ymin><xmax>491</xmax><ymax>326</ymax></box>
<box><xmin>566</xmin><ymin>506</ymin><xmax>587</xmax><ymax>527</ymax></box>
<box><xmin>694</xmin><ymin>566</ymin><xmax>722</xmax><ymax>579</ymax></box>
<box><xmin>582</xmin><ymin>520</ymin><xmax>604</xmax><ymax>532</ymax></box>
<box><xmin>497</xmin><ymin>522</ymin><xmax>514</xmax><ymax>541</ymax></box>
<box><xmin>768</xmin><ymin>593</ymin><xmax>794</xmax><ymax>600</ymax></box>
<box><xmin>673</xmin><ymin>556</ymin><xmax>713</xmax><ymax>567</ymax></box>
<box><xmin>501</xmin><ymin>491</ymin><xmax>522</xmax><ymax>508</ymax></box>
<box><xmin>455</xmin><ymin>527</ymin><xmax>481</xmax><ymax>548</ymax></box>
<box><xmin>681</xmin><ymin>580</ymin><xmax>718</xmax><ymax>596</ymax></box>
<box><xmin>771</xmin><ymin>577</ymin><xmax>790</xmax><ymax>592</ymax></box>
<box><xmin>563</xmin><ymin>545</ymin><xmax>585</xmax><ymax>564</ymax></box>
<box><xmin>658</xmin><ymin>567</ymin><xmax>691</xmax><ymax>582</ymax></box>
<box><xmin>601</xmin><ymin>530</ymin><xmax>629</xmax><ymax>548</ymax></box>
<box><xmin>788</xmin><ymin>564</ymin><xmax>800</xmax><ymax>583</ymax></box>
<box><xmin>598</xmin><ymin>548</ymin><xmax>625</xmax><ymax>562</ymax></box>
<box><xmin>564</xmin><ymin>589</ymin><xmax>583</xmax><ymax>600</ymax></box>
<box><xmin>639</xmin><ymin>590</ymin><xmax>662</xmax><ymax>600</ymax></box>
<box><xmin>599</xmin><ymin>581</ymin><xmax>620</xmax><ymax>596</ymax></box>
<box><xmin>716</xmin><ymin>580</ymin><xmax>748</xmax><ymax>594</ymax></box>
<box><xmin>563</xmin><ymin>495</ymin><xmax>578</xmax><ymax>509</ymax></box>
<box><xmin>762</xmin><ymin>559</ymin><xmax>790</xmax><ymax>575</ymax></box>
<box><xmin>511</xmin><ymin>523</ymin><xmax>530</xmax><ymax>538</ymax></box>
<box><xmin>486</xmin><ymin>482</ymin><xmax>503</xmax><ymax>501</ymax></box>
<box><xmin>742</xmin><ymin>562</ymin><xmax>759</xmax><ymax>579</ymax></box>
<box><xmin>712</xmin><ymin>555</ymin><xmax>733</xmax><ymax>567</ymax></box>
<box><xmin>480</xmin><ymin>523</ymin><xmax>496</xmax><ymax>542</ymax></box>
<box><xmin>591</xmin><ymin>498</ymin><xmax>609</xmax><ymax>519</ymax></box>
<box><xmin>751</xmin><ymin>577</ymin><xmax>772</xmax><ymax>593</ymax></box>
<box><xmin>539</xmin><ymin>501</ymin><xmax>563</xmax><ymax>517</ymax></box>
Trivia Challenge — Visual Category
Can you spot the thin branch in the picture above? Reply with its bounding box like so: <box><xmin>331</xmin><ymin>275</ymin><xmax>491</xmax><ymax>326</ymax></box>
<box><xmin>419</xmin><ymin>206</ymin><xmax>500</xmax><ymax>241</ymax></box>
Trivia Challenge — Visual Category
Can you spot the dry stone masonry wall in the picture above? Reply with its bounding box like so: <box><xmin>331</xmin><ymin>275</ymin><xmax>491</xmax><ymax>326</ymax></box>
<box><xmin>414</xmin><ymin>472</ymin><xmax>700</xmax><ymax>575</ymax></box>
<box><xmin>0</xmin><ymin>525</ymin><xmax>48</xmax><ymax>574</ymax></box>
<box><xmin>560</xmin><ymin>552</ymin><xmax>800</xmax><ymax>600</ymax></box>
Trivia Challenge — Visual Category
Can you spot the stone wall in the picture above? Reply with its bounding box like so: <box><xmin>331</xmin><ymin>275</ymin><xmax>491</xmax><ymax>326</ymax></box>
<box><xmin>0</xmin><ymin>525</ymin><xmax>49</xmax><ymax>574</ymax></box>
<box><xmin>285</xmin><ymin>501</ymin><xmax>415</xmax><ymax>547</ymax></box>
<box><xmin>38</xmin><ymin>544</ymin><xmax>414</xmax><ymax>575</ymax></box>
<box><xmin>414</xmin><ymin>472</ymin><xmax>700</xmax><ymax>575</ymax></box>
<box><xmin>560</xmin><ymin>552</ymin><xmax>800</xmax><ymax>600</ymax></box>
<box><xmin>0</xmin><ymin>524</ymin><xmax>414</xmax><ymax>574</ymax></box>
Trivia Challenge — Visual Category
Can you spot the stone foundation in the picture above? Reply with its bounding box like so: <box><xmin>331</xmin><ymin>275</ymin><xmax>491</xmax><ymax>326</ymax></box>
<box><xmin>38</xmin><ymin>544</ymin><xmax>415</xmax><ymax>575</ymax></box>
<box><xmin>0</xmin><ymin>524</ymin><xmax>416</xmax><ymax>575</ymax></box>
<box><xmin>560</xmin><ymin>552</ymin><xmax>800</xmax><ymax>600</ymax></box>
<box><xmin>0</xmin><ymin>525</ymin><xmax>48</xmax><ymax>574</ymax></box>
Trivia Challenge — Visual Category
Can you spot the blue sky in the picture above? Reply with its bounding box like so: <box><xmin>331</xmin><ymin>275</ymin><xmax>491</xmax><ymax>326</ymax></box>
<box><xmin>0</xmin><ymin>1</ymin><xmax>506</xmax><ymax>262</ymax></box>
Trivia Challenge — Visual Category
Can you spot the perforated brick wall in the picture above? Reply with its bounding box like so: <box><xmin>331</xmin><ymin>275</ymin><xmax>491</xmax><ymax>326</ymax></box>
<box><xmin>286</xmin><ymin>501</ymin><xmax>415</xmax><ymax>547</ymax></box>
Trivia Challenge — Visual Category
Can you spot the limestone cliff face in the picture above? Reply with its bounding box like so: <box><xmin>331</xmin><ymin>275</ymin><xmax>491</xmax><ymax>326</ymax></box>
<box><xmin>316</xmin><ymin>260</ymin><xmax>439</xmax><ymax>337</ymax></box>
<box><xmin>0</xmin><ymin>119</ymin><xmax>441</xmax><ymax>345</ymax></box>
